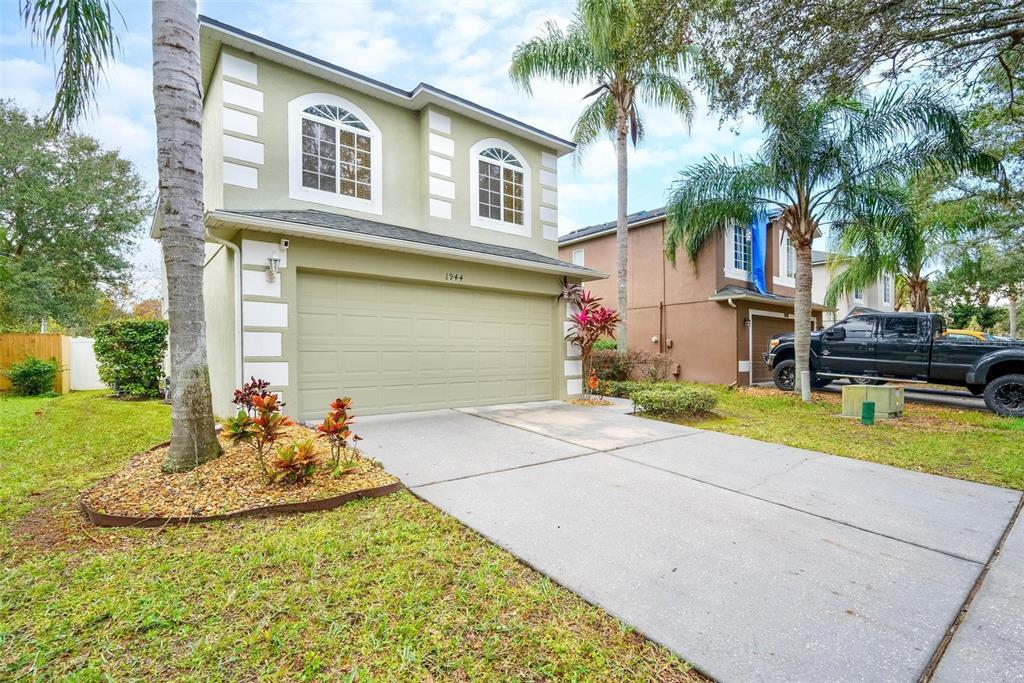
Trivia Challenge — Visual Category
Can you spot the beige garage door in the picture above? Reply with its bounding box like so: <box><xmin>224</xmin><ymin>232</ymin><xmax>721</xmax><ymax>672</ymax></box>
<box><xmin>296</xmin><ymin>271</ymin><xmax>555</xmax><ymax>419</ymax></box>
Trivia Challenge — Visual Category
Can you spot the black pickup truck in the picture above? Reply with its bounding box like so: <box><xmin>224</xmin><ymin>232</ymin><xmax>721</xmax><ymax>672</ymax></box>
<box><xmin>763</xmin><ymin>312</ymin><xmax>1024</xmax><ymax>417</ymax></box>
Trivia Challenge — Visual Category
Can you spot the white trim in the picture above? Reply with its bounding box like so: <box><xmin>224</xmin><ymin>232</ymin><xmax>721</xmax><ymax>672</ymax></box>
<box><xmin>428</xmin><ymin>198</ymin><xmax>452</xmax><ymax>219</ymax></box>
<box><xmin>543</xmin><ymin>224</ymin><xmax>558</xmax><ymax>241</ymax></box>
<box><xmin>287</xmin><ymin>92</ymin><xmax>383</xmax><ymax>215</ymax></box>
<box><xmin>428</xmin><ymin>132</ymin><xmax>454</xmax><ymax>157</ymax></box>
<box><xmin>243</xmin><ymin>301</ymin><xmax>288</xmax><ymax>328</ymax></box>
<box><xmin>223</xmin><ymin>134</ymin><xmax>264</xmax><ymax>164</ymax></box>
<box><xmin>564</xmin><ymin>359</ymin><xmax>582</xmax><ymax>377</ymax></box>
<box><xmin>881</xmin><ymin>274</ymin><xmax>893</xmax><ymax>305</ymax></box>
<box><xmin>429</xmin><ymin>176</ymin><xmax>455</xmax><ymax>200</ymax></box>
<box><xmin>242</xmin><ymin>239</ymin><xmax>287</xmax><ymax>267</ymax></box>
<box><xmin>428</xmin><ymin>110</ymin><xmax>451</xmax><ymax>134</ymax></box>
<box><xmin>223</xmin><ymin>81</ymin><xmax>264</xmax><ymax>112</ymax></box>
<box><xmin>223</xmin><ymin>107</ymin><xmax>258</xmax><ymax>136</ymax></box>
<box><xmin>540</xmin><ymin>205</ymin><xmax>557</xmax><ymax>224</ymax></box>
<box><xmin>221</xmin><ymin>53</ymin><xmax>258</xmax><ymax>84</ymax></box>
<box><xmin>223</xmin><ymin>162</ymin><xmax>258</xmax><ymax>189</ymax></box>
<box><xmin>541</xmin><ymin>151</ymin><xmax>557</xmax><ymax>169</ymax></box>
<box><xmin>723</xmin><ymin>222</ymin><xmax>752</xmax><ymax>282</ymax></box>
<box><xmin>209</xmin><ymin>211</ymin><xmax>607</xmax><ymax>279</ymax></box>
<box><xmin>774</xmin><ymin>233</ymin><xmax>796</xmax><ymax>287</ymax></box>
<box><xmin>540</xmin><ymin>168</ymin><xmax>557</xmax><ymax>188</ymax></box>
<box><xmin>242</xmin><ymin>269</ymin><xmax>281</xmax><ymax>297</ymax></box>
<box><xmin>469</xmin><ymin>137</ymin><xmax>532</xmax><ymax>237</ymax></box>
<box><xmin>243</xmin><ymin>361</ymin><xmax>288</xmax><ymax>386</ymax></box>
<box><xmin>541</xmin><ymin>188</ymin><xmax>557</xmax><ymax>206</ymax></box>
<box><xmin>428</xmin><ymin>154</ymin><xmax>451</xmax><ymax>177</ymax></box>
<box><xmin>566</xmin><ymin>377</ymin><xmax>583</xmax><ymax>396</ymax></box>
<box><xmin>738</xmin><ymin>360</ymin><xmax>751</xmax><ymax>372</ymax></box>
<box><xmin>243</xmin><ymin>331</ymin><xmax>281</xmax><ymax>357</ymax></box>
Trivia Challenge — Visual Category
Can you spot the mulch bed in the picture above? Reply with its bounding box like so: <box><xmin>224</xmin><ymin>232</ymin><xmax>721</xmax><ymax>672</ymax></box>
<box><xmin>567</xmin><ymin>397</ymin><xmax>613</xmax><ymax>407</ymax></box>
<box><xmin>80</xmin><ymin>426</ymin><xmax>400</xmax><ymax>527</ymax></box>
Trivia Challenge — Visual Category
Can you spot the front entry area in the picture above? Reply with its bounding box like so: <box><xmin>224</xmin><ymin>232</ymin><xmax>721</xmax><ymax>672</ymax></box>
<box><xmin>296</xmin><ymin>271</ymin><xmax>555</xmax><ymax>419</ymax></box>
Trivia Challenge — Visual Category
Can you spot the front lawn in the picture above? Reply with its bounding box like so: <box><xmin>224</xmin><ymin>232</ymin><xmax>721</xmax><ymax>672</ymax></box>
<box><xmin>0</xmin><ymin>392</ymin><xmax>699</xmax><ymax>681</ymax></box>
<box><xmin>664</xmin><ymin>385</ymin><xmax>1024</xmax><ymax>490</ymax></box>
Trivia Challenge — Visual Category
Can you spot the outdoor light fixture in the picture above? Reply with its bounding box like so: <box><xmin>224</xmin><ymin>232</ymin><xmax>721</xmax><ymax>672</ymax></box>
<box><xmin>266</xmin><ymin>254</ymin><xmax>282</xmax><ymax>282</ymax></box>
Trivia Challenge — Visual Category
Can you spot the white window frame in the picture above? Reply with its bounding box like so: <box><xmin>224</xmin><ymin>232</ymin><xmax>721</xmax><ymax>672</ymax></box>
<box><xmin>774</xmin><ymin>233</ymin><xmax>796</xmax><ymax>287</ymax></box>
<box><xmin>470</xmin><ymin>138</ymin><xmax>532</xmax><ymax>237</ymax></box>
<box><xmin>853</xmin><ymin>284</ymin><xmax>864</xmax><ymax>303</ymax></box>
<box><xmin>572</xmin><ymin>249</ymin><xmax>584</xmax><ymax>267</ymax></box>
<box><xmin>288</xmin><ymin>93</ymin><xmax>383</xmax><ymax>215</ymax></box>
<box><xmin>881</xmin><ymin>274</ymin><xmax>892</xmax><ymax>306</ymax></box>
<box><xmin>723</xmin><ymin>221</ymin><xmax>752</xmax><ymax>281</ymax></box>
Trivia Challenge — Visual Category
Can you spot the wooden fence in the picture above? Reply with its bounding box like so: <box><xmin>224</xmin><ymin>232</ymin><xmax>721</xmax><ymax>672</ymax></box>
<box><xmin>0</xmin><ymin>334</ymin><xmax>72</xmax><ymax>394</ymax></box>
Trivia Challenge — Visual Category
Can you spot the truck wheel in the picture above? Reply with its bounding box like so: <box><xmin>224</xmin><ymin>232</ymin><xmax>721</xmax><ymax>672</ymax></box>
<box><xmin>984</xmin><ymin>374</ymin><xmax>1024</xmax><ymax>417</ymax></box>
<box><xmin>773</xmin><ymin>359</ymin><xmax>796</xmax><ymax>392</ymax></box>
<box><xmin>850</xmin><ymin>377</ymin><xmax>885</xmax><ymax>386</ymax></box>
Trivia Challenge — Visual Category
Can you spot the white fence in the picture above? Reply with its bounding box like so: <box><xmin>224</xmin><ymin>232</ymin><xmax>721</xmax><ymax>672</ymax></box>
<box><xmin>70</xmin><ymin>337</ymin><xmax>107</xmax><ymax>390</ymax></box>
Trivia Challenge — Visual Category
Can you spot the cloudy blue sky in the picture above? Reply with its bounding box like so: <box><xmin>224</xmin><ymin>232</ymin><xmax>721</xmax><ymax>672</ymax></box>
<box><xmin>1</xmin><ymin>0</ymin><xmax>764</xmax><ymax>298</ymax></box>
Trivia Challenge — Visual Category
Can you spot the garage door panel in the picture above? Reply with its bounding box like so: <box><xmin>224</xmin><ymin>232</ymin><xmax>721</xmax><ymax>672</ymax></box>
<box><xmin>751</xmin><ymin>316</ymin><xmax>794</xmax><ymax>383</ymax></box>
<box><xmin>297</xmin><ymin>272</ymin><xmax>555</xmax><ymax>418</ymax></box>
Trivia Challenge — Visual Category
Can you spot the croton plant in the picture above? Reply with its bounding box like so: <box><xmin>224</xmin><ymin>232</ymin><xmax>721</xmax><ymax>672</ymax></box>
<box><xmin>561</xmin><ymin>279</ymin><xmax>621</xmax><ymax>397</ymax></box>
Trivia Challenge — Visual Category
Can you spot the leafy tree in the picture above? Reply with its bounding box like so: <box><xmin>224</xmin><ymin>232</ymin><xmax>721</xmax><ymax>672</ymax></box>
<box><xmin>664</xmin><ymin>89</ymin><xmax>999</xmax><ymax>397</ymax></box>
<box><xmin>691</xmin><ymin>0</ymin><xmax>1024</xmax><ymax>118</ymax></box>
<box><xmin>0</xmin><ymin>102</ymin><xmax>148</xmax><ymax>331</ymax></box>
<box><xmin>826</xmin><ymin>174</ymin><xmax>990</xmax><ymax>312</ymax></box>
<box><xmin>510</xmin><ymin>0</ymin><xmax>694</xmax><ymax>353</ymax></box>
<box><xmin>22</xmin><ymin>0</ymin><xmax>221</xmax><ymax>470</ymax></box>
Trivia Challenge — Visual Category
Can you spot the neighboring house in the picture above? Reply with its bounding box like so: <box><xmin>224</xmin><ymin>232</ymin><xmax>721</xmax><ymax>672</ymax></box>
<box><xmin>559</xmin><ymin>208</ymin><xmax>828</xmax><ymax>386</ymax></box>
<box><xmin>811</xmin><ymin>251</ymin><xmax>895</xmax><ymax>327</ymax></box>
<box><xmin>156</xmin><ymin>17</ymin><xmax>602</xmax><ymax>420</ymax></box>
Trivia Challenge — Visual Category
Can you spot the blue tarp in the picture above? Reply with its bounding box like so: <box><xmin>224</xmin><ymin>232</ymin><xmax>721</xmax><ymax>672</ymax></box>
<box><xmin>750</xmin><ymin>209</ymin><xmax>768</xmax><ymax>294</ymax></box>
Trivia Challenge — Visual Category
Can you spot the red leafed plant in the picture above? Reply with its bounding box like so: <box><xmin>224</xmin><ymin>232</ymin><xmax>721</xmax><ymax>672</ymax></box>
<box><xmin>316</xmin><ymin>397</ymin><xmax>363</xmax><ymax>477</ymax></box>
<box><xmin>271</xmin><ymin>438</ymin><xmax>319</xmax><ymax>484</ymax></box>
<box><xmin>564</xmin><ymin>289</ymin><xmax>621</xmax><ymax>397</ymax></box>
<box><xmin>221</xmin><ymin>384</ymin><xmax>295</xmax><ymax>481</ymax></box>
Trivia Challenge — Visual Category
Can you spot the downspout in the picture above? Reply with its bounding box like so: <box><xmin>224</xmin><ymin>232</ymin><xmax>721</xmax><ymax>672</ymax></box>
<box><xmin>206</xmin><ymin>232</ymin><xmax>243</xmax><ymax>387</ymax></box>
<box><xmin>726</xmin><ymin>298</ymin><xmax>737</xmax><ymax>308</ymax></box>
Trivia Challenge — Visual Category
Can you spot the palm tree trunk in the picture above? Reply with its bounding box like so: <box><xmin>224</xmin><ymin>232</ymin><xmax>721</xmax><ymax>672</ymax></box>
<box><xmin>153</xmin><ymin>0</ymin><xmax>221</xmax><ymax>472</ymax></box>
<box><xmin>615</xmin><ymin>106</ymin><xmax>629</xmax><ymax>354</ymax></box>
<box><xmin>793</xmin><ymin>238</ymin><xmax>813</xmax><ymax>400</ymax></box>
<box><xmin>909</xmin><ymin>278</ymin><xmax>929</xmax><ymax>312</ymax></box>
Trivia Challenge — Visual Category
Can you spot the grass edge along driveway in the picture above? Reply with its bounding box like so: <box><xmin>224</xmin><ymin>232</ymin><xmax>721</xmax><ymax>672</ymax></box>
<box><xmin>0</xmin><ymin>391</ymin><xmax>702</xmax><ymax>682</ymax></box>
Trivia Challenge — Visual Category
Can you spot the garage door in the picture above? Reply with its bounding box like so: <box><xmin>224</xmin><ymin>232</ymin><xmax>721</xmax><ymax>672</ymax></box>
<box><xmin>750</xmin><ymin>315</ymin><xmax>794</xmax><ymax>383</ymax></box>
<box><xmin>296</xmin><ymin>271</ymin><xmax>555</xmax><ymax>419</ymax></box>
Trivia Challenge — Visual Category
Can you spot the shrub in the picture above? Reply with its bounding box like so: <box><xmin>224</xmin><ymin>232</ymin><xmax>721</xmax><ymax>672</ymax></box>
<box><xmin>271</xmin><ymin>438</ymin><xmax>319</xmax><ymax>484</ymax></box>
<box><xmin>221</xmin><ymin>386</ymin><xmax>294</xmax><ymax>481</ymax></box>
<box><xmin>93</xmin><ymin>318</ymin><xmax>168</xmax><ymax>398</ymax></box>
<box><xmin>593</xmin><ymin>338</ymin><xmax>617</xmax><ymax>351</ymax></box>
<box><xmin>3</xmin><ymin>356</ymin><xmax>59</xmax><ymax>395</ymax></box>
<box><xmin>591</xmin><ymin>349</ymin><xmax>674</xmax><ymax>381</ymax></box>
<box><xmin>597</xmin><ymin>379</ymin><xmax>647</xmax><ymax>398</ymax></box>
<box><xmin>631</xmin><ymin>386</ymin><xmax>718</xmax><ymax>417</ymax></box>
<box><xmin>316</xmin><ymin>397</ymin><xmax>363</xmax><ymax>477</ymax></box>
<box><xmin>233</xmin><ymin>377</ymin><xmax>279</xmax><ymax>415</ymax></box>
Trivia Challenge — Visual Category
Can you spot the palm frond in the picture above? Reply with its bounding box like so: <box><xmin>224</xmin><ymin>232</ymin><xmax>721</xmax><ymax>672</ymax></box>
<box><xmin>634</xmin><ymin>70</ymin><xmax>694</xmax><ymax>130</ymax></box>
<box><xmin>509</xmin><ymin>19</ymin><xmax>597</xmax><ymax>95</ymax></box>
<box><xmin>579</xmin><ymin>0</ymin><xmax>637</xmax><ymax>57</ymax></box>
<box><xmin>571</xmin><ymin>90</ymin><xmax>616</xmax><ymax>153</ymax></box>
<box><xmin>21</xmin><ymin>0</ymin><xmax>122</xmax><ymax>130</ymax></box>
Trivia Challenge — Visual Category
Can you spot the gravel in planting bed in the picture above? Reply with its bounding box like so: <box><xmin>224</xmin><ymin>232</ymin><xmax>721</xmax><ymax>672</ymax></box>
<box><xmin>80</xmin><ymin>426</ymin><xmax>399</xmax><ymax>520</ymax></box>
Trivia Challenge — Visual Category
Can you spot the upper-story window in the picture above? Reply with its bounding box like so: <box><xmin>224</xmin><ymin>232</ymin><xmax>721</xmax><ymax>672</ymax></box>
<box><xmin>853</xmin><ymin>284</ymin><xmax>864</xmax><ymax>302</ymax></box>
<box><xmin>288</xmin><ymin>93</ymin><xmax>382</xmax><ymax>215</ymax></box>
<box><xmin>470</xmin><ymin>138</ymin><xmax>531</xmax><ymax>237</ymax></box>
<box><xmin>882</xmin><ymin>274</ymin><xmax>892</xmax><ymax>305</ymax></box>
<box><xmin>723</xmin><ymin>222</ymin><xmax>752</xmax><ymax>280</ymax></box>
<box><xmin>572</xmin><ymin>249</ymin><xmax>584</xmax><ymax>266</ymax></box>
<box><xmin>783</xmin><ymin>236</ymin><xmax>796</xmax><ymax>279</ymax></box>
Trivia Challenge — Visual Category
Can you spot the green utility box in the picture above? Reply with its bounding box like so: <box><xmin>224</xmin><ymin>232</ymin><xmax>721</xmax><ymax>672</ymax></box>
<box><xmin>842</xmin><ymin>385</ymin><xmax>904</xmax><ymax>419</ymax></box>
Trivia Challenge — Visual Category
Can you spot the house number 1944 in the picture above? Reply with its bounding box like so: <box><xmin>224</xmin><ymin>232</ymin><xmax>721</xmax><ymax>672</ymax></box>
<box><xmin>445</xmin><ymin>272</ymin><xmax>464</xmax><ymax>282</ymax></box>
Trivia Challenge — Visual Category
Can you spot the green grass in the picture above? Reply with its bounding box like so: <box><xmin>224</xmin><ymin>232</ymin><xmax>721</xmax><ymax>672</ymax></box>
<box><xmin>0</xmin><ymin>392</ymin><xmax>698</xmax><ymax>681</ymax></box>
<box><xmin>664</xmin><ymin>385</ymin><xmax>1024</xmax><ymax>490</ymax></box>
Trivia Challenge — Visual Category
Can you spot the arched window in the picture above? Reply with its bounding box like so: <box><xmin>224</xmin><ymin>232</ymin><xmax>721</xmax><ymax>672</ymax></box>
<box><xmin>288</xmin><ymin>94</ymin><xmax>382</xmax><ymax>214</ymax></box>
<box><xmin>470</xmin><ymin>139</ymin><xmax>531</xmax><ymax>236</ymax></box>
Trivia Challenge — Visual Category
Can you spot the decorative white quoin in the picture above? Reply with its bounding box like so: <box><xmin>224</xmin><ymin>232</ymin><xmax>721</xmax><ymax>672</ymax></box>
<box><xmin>287</xmin><ymin>92</ymin><xmax>383</xmax><ymax>215</ymax></box>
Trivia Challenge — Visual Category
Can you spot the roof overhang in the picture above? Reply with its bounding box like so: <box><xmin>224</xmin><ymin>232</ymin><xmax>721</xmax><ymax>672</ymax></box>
<box><xmin>198</xmin><ymin>16</ymin><xmax>575</xmax><ymax>156</ymax></box>
<box><xmin>205</xmin><ymin>210</ymin><xmax>607</xmax><ymax>280</ymax></box>
<box><xmin>709</xmin><ymin>291</ymin><xmax>833</xmax><ymax>312</ymax></box>
<box><xmin>558</xmin><ymin>213</ymin><xmax>666</xmax><ymax>247</ymax></box>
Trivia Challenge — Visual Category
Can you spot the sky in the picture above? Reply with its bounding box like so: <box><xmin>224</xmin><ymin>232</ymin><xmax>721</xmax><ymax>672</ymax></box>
<box><xmin>0</xmin><ymin>0</ymin><xmax>766</xmax><ymax>300</ymax></box>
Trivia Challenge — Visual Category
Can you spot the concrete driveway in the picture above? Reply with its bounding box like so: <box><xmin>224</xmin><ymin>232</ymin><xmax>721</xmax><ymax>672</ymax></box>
<box><xmin>357</xmin><ymin>400</ymin><xmax>1023</xmax><ymax>682</ymax></box>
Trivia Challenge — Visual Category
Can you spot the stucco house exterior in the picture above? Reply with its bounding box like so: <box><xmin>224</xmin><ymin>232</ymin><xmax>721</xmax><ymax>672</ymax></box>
<box><xmin>158</xmin><ymin>17</ymin><xmax>602</xmax><ymax>420</ymax></box>
<box><xmin>558</xmin><ymin>208</ymin><xmax>828</xmax><ymax>386</ymax></box>
<box><xmin>811</xmin><ymin>251</ymin><xmax>896</xmax><ymax>326</ymax></box>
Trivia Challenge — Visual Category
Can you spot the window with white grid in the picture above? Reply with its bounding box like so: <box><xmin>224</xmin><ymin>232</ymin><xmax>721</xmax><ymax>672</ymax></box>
<box><xmin>733</xmin><ymin>225</ymin><xmax>752</xmax><ymax>272</ymax></box>
<box><xmin>300</xmin><ymin>106</ymin><xmax>372</xmax><ymax>200</ymax></box>
<box><xmin>477</xmin><ymin>148</ymin><xmax>524</xmax><ymax>225</ymax></box>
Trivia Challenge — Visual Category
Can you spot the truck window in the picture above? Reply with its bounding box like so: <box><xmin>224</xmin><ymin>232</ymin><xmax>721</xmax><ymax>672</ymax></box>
<box><xmin>882</xmin><ymin>317</ymin><xmax>920</xmax><ymax>339</ymax></box>
<box><xmin>835</xmin><ymin>316</ymin><xmax>876</xmax><ymax>339</ymax></box>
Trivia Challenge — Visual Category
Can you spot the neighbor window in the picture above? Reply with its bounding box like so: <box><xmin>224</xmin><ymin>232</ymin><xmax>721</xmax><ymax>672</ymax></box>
<box><xmin>470</xmin><ymin>139</ymin><xmax>531</xmax><ymax>236</ymax></box>
<box><xmin>783</xmin><ymin>235</ymin><xmax>796</xmax><ymax>279</ymax></box>
<box><xmin>853</xmin><ymin>285</ymin><xmax>864</xmax><ymax>301</ymax></box>
<box><xmin>572</xmin><ymin>249</ymin><xmax>585</xmax><ymax>266</ymax></box>
<box><xmin>288</xmin><ymin>93</ymin><xmax>382</xmax><ymax>214</ymax></box>
<box><xmin>882</xmin><ymin>274</ymin><xmax>892</xmax><ymax>304</ymax></box>
<box><xmin>733</xmin><ymin>225</ymin><xmax>752</xmax><ymax>272</ymax></box>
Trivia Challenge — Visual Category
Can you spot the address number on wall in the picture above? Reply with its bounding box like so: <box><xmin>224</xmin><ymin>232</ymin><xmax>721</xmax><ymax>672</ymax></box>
<box><xmin>445</xmin><ymin>272</ymin><xmax>464</xmax><ymax>282</ymax></box>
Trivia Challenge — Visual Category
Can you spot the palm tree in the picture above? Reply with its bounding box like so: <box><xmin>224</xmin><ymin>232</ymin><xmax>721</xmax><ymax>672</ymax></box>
<box><xmin>826</xmin><ymin>174</ymin><xmax>989</xmax><ymax>312</ymax></box>
<box><xmin>664</xmin><ymin>89</ymin><xmax>999</xmax><ymax>397</ymax></box>
<box><xmin>23</xmin><ymin>0</ymin><xmax>221</xmax><ymax>470</ymax></box>
<box><xmin>510</xmin><ymin>0</ymin><xmax>694</xmax><ymax>353</ymax></box>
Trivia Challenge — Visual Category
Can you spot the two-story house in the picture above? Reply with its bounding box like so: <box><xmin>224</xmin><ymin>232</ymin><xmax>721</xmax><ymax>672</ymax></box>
<box><xmin>811</xmin><ymin>251</ymin><xmax>896</xmax><ymax>327</ymax></box>
<box><xmin>558</xmin><ymin>208</ymin><xmax>829</xmax><ymax>386</ymax></box>
<box><xmin>159</xmin><ymin>17</ymin><xmax>602</xmax><ymax>420</ymax></box>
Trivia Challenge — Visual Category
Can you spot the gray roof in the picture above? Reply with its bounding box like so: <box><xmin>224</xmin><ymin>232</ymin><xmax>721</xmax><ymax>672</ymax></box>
<box><xmin>559</xmin><ymin>207</ymin><xmax>667</xmax><ymax>244</ymax></box>
<box><xmin>218</xmin><ymin>209</ymin><xmax>596</xmax><ymax>275</ymax></box>
<box><xmin>711</xmin><ymin>284</ymin><xmax>832</xmax><ymax>311</ymax></box>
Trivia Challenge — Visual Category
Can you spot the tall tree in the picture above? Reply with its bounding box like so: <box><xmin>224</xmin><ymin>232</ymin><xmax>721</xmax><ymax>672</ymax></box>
<box><xmin>825</xmin><ymin>174</ymin><xmax>990</xmax><ymax>312</ymax></box>
<box><xmin>0</xmin><ymin>101</ymin><xmax>148</xmax><ymax>331</ymax></box>
<box><xmin>690</xmin><ymin>0</ymin><xmax>1024</xmax><ymax>118</ymax></box>
<box><xmin>22</xmin><ymin>0</ymin><xmax>220</xmax><ymax>470</ymax></box>
<box><xmin>510</xmin><ymin>0</ymin><xmax>694</xmax><ymax>353</ymax></box>
<box><xmin>664</xmin><ymin>89</ymin><xmax>999</xmax><ymax>397</ymax></box>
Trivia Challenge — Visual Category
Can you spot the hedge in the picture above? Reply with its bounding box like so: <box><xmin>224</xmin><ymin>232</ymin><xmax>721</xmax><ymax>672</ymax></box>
<box><xmin>3</xmin><ymin>356</ymin><xmax>59</xmax><ymax>395</ymax></box>
<box><xmin>591</xmin><ymin>349</ymin><xmax>674</xmax><ymax>381</ymax></box>
<box><xmin>631</xmin><ymin>386</ymin><xmax>718</xmax><ymax>417</ymax></box>
<box><xmin>93</xmin><ymin>318</ymin><xmax>168</xmax><ymax>398</ymax></box>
